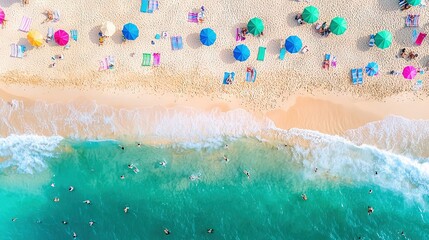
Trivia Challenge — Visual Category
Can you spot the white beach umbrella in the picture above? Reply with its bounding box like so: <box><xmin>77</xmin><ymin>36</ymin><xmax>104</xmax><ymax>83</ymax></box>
<box><xmin>100</xmin><ymin>21</ymin><xmax>116</xmax><ymax>36</ymax></box>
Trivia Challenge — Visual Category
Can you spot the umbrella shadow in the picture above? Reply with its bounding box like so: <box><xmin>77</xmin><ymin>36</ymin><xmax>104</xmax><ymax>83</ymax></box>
<box><xmin>286</xmin><ymin>12</ymin><xmax>300</xmax><ymax>28</ymax></box>
<box><xmin>220</xmin><ymin>49</ymin><xmax>235</xmax><ymax>64</ymax></box>
<box><xmin>267</xmin><ymin>38</ymin><xmax>282</xmax><ymax>55</ymax></box>
<box><xmin>0</xmin><ymin>0</ymin><xmax>18</xmax><ymax>7</ymax></box>
<box><xmin>17</xmin><ymin>37</ymin><xmax>28</xmax><ymax>46</ymax></box>
<box><xmin>88</xmin><ymin>26</ymin><xmax>101</xmax><ymax>45</ymax></box>
<box><xmin>356</xmin><ymin>35</ymin><xmax>371</xmax><ymax>52</ymax></box>
<box><xmin>231</xmin><ymin>23</ymin><xmax>246</xmax><ymax>40</ymax></box>
<box><xmin>418</xmin><ymin>55</ymin><xmax>429</xmax><ymax>68</ymax></box>
<box><xmin>111</xmin><ymin>32</ymin><xmax>123</xmax><ymax>44</ymax></box>
<box><xmin>186</xmin><ymin>33</ymin><xmax>201</xmax><ymax>49</ymax></box>
<box><xmin>393</xmin><ymin>28</ymin><xmax>413</xmax><ymax>46</ymax></box>
<box><xmin>378</xmin><ymin>0</ymin><xmax>398</xmax><ymax>12</ymax></box>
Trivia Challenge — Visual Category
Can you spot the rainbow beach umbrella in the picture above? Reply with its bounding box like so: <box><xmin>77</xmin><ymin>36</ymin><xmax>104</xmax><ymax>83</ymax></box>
<box><xmin>247</xmin><ymin>17</ymin><xmax>264</xmax><ymax>36</ymax></box>
<box><xmin>402</xmin><ymin>66</ymin><xmax>417</xmax><ymax>79</ymax></box>
<box><xmin>330</xmin><ymin>17</ymin><xmax>347</xmax><ymax>35</ymax></box>
<box><xmin>122</xmin><ymin>23</ymin><xmax>139</xmax><ymax>40</ymax></box>
<box><xmin>233</xmin><ymin>44</ymin><xmax>250</xmax><ymax>62</ymax></box>
<box><xmin>200</xmin><ymin>28</ymin><xmax>217</xmax><ymax>46</ymax></box>
<box><xmin>100</xmin><ymin>21</ymin><xmax>116</xmax><ymax>36</ymax></box>
<box><xmin>302</xmin><ymin>6</ymin><xmax>319</xmax><ymax>24</ymax></box>
<box><xmin>285</xmin><ymin>35</ymin><xmax>302</xmax><ymax>54</ymax></box>
<box><xmin>54</xmin><ymin>29</ymin><xmax>70</xmax><ymax>46</ymax></box>
<box><xmin>0</xmin><ymin>8</ymin><xmax>5</xmax><ymax>24</ymax></box>
<box><xmin>27</xmin><ymin>30</ymin><xmax>44</xmax><ymax>47</ymax></box>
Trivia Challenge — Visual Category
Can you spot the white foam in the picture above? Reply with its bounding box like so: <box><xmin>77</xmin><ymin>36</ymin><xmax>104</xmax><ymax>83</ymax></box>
<box><xmin>0</xmin><ymin>135</ymin><xmax>63</xmax><ymax>174</ymax></box>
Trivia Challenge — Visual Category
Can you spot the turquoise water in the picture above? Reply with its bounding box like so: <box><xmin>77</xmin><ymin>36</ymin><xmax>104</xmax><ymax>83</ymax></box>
<box><xmin>1</xmin><ymin>136</ymin><xmax>429</xmax><ymax>240</ymax></box>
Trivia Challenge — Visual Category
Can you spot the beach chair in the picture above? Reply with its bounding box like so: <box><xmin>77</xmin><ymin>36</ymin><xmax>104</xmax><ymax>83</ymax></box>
<box><xmin>142</xmin><ymin>53</ymin><xmax>151</xmax><ymax>66</ymax></box>
<box><xmin>147</xmin><ymin>0</ymin><xmax>155</xmax><ymax>13</ymax></box>
<box><xmin>47</xmin><ymin>27</ymin><xmax>54</xmax><ymax>41</ymax></box>
<box><xmin>351</xmin><ymin>69</ymin><xmax>358</xmax><ymax>85</ymax></box>
<box><xmin>257</xmin><ymin>47</ymin><xmax>266</xmax><ymax>61</ymax></box>
<box><xmin>279</xmin><ymin>47</ymin><xmax>286</xmax><ymax>60</ymax></box>
<box><xmin>53</xmin><ymin>10</ymin><xmax>60</xmax><ymax>22</ymax></box>
<box><xmin>223</xmin><ymin>72</ymin><xmax>235</xmax><ymax>85</ymax></box>
<box><xmin>369</xmin><ymin>34</ymin><xmax>375</xmax><ymax>47</ymax></box>
<box><xmin>357</xmin><ymin>68</ymin><xmax>363</xmax><ymax>84</ymax></box>
<box><xmin>70</xmin><ymin>29</ymin><xmax>78</xmax><ymax>41</ymax></box>
<box><xmin>18</xmin><ymin>16</ymin><xmax>32</xmax><ymax>32</ymax></box>
<box><xmin>415</xmin><ymin>32</ymin><xmax>427</xmax><ymax>45</ymax></box>
<box><xmin>176</xmin><ymin>36</ymin><xmax>183</xmax><ymax>50</ymax></box>
<box><xmin>188</xmin><ymin>12</ymin><xmax>198</xmax><ymax>23</ymax></box>
<box><xmin>171</xmin><ymin>36</ymin><xmax>178</xmax><ymax>50</ymax></box>
<box><xmin>10</xmin><ymin>44</ymin><xmax>25</xmax><ymax>58</ymax></box>
<box><xmin>405</xmin><ymin>14</ymin><xmax>419</xmax><ymax>27</ymax></box>
<box><xmin>140</xmin><ymin>0</ymin><xmax>149</xmax><ymax>12</ymax></box>
<box><xmin>399</xmin><ymin>0</ymin><xmax>411</xmax><ymax>10</ymax></box>
<box><xmin>245</xmin><ymin>67</ymin><xmax>257</xmax><ymax>82</ymax></box>
<box><xmin>153</xmin><ymin>53</ymin><xmax>160</xmax><ymax>66</ymax></box>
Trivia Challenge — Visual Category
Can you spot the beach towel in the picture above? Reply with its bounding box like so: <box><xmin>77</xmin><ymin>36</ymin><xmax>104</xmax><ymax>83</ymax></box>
<box><xmin>279</xmin><ymin>47</ymin><xmax>286</xmax><ymax>60</ymax></box>
<box><xmin>142</xmin><ymin>53</ymin><xmax>151</xmax><ymax>66</ymax></box>
<box><xmin>140</xmin><ymin>0</ymin><xmax>149</xmax><ymax>12</ymax></box>
<box><xmin>188</xmin><ymin>12</ymin><xmax>198</xmax><ymax>23</ymax></box>
<box><xmin>369</xmin><ymin>34</ymin><xmax>375</xmax><ymax>47</ymax></box>
<box><xmin>53</xmin><ymin>10</ymin><xmax>60</xmax><ymax>22</ymax></box>
<box><xmin>99</xmin><ymin>56</ymin><xmax>115</xmax><ymax>71</ymax></box>
<box><xmin>351</xmin><ymin>69</ymin><xmax>358</xmax><ymax>85</ymax></box>
<box><xmin>18</xmin><ymin>16</ymin><xmax>32</xmax><ymax>32</ymax></box>
<box><xmin>10</xmin><ymin>44</ymin><xmax>25</xmax><ymax>58</ymax></box>
<box><xmin>257</xmin><ymin>47</ymin><xmax>266</xmax><ymax>61</ymax></box>
<box><xmin>153</xmin><ymin>53</ymin><xmax>160</xmax><ymax>66</ymax></box>
<box><xmin>47</xmin><ymin>27</ymin><xmax>54</xmax><ymax>41</ymax></box>
<box><xmin>331</xmin><ymin>56</ymin><xmax>337</xmax><ymax>68</ymax></box>
<box><xmin>70</xmin><ymin>29</ymin><xmax>78</xmax><ymax>41</ymax></box>
<box><xmin>412</xmin><ymin>29</ymin><xmax>418</xmax><ymax>42</ymax></box>
<box><xmin>357</xmin><ymin>68</ymin><xmax>363</xmax><ymax>84</ymax></box>
<box><xmin>223</xmin><ymin>72</ymin><xmax>235</xmax><ymax>85</ymax></box>
<box><xmin>415</xmin><ymin>32</ymin><xmax>427</xmax><ymax>45</ymax></box>
<box><xmin>405</xmin><ymin>14</ymin><xmax>419</xmax><ymax>27</ymax></box>
<box><xmin>246</xmin><ymin>68</ymin><xmax>257</xmax><ymax>82</ymax></box>
<box><xmin>176</xmin><ymin>36</ymin><xmax>183</xmax><ymax>50</ymax></box>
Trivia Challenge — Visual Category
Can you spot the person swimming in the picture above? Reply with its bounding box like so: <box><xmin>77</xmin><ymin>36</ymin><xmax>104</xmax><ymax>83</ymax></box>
<box><xmin>124</xmin><ymin>206</ymin><xmax>129</xmax><ymax>213</ymax></box>
<box><xmin>207</xmin><ymin>228</ymin><xmax>214</xmax><ymax>233</ymax></box>
<box><xmin>243</xmin><ymin>170</ymin><xmax>251</xmax><ymax>179</ymax></box>
<box><xmin>164</xmin><ymin>228</ymin><xmax>171</xmax><ymax>235</ymax></box>
<box><xmin>89</xmin><ymin>220</ymin><xmax>95</xmax><ymax>226</ymax></box>
<box><xmin>120</xmin><ymin>175</ymin><xmax>125</xmax><ymax>180</ymax></box>
<box><xmin>369</xmin><ymin>189</ymin><xmax>373</xmax><ymax>194</ymax></box>
<box><xmin>128</xmin><ymin>164</ymin><xmax>134</xmax><ymax>169</ymax></box>
<box><xmin>50</xmin><ymin>183</ymin><xmax>55</xmax><ymax>187</ymax></box>
<box><xmin>62</xmin><ymin>220</ymin><xmax>68</xmax><ymax>225</ymax></box>
<box><xmin>137</xmin><ymin>143</ymin><xmax>141</xmax><ymax>147</ymax></box>
<box><xmin>119</xmin><ymin>145</ymin><xmax>125</xmax><ymax>150</ymax></box>
<box><xmin>301</xmin><ymin>194</ymin><xmax>308</xmax><ymax>201</ymax></box>
<box><xmin>54</xmin><ymin>197</ymin><xmax>60</xmax><ymax>202</ymax></box>
<box><xmin>189</xmin><ymin>174</ymin><xmax>200</xmax><ymax>181</ymax></box>
<box><xmin>133</xmin><ymin>167</ymin><xmax>140</xmax><ymax>173</ymax></box>
<box><xmin>368</xmin><ymin>206</ymin><xmax>374</xmax><ymax>215</ymax></box>
<box><xmin>83</xmin><ymin>200</ymin><xmax>91</xmax><ymax>205</ymax></box>
<box><xmin>159</xmin><ymin>161</ymin><xmax>167</xmax><ymax>167</ymax></box>
<box><xmin>69</xmin><ymin>186</ymin><xmax>74</xmax><ymax>192</ymax></box>
<box><xmin>12</xmin><ymin>218</ymin><xmax>17</xmax><ymax>222</ymax></box>
<box><xmin>223</xmin><ymin>155</ymin><xmax>229</xmax><ymax>162</ymax></box>
<box><xmin>72</xmin><ymin>232</ymin><xmax>77</xmax><ymax>239</ymax></box>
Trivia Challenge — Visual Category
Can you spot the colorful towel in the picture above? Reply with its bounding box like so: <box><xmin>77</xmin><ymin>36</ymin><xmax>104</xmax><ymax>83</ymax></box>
<box><xmin>142</xmin><ymin>53</ymin><xmax>151</xmax><ymax>66</ymax></box>
<box><xmin>405</xmin><ymin>14</ymin><xmax>419</xmax><ymax>27</ymax></box>
<box><xmin>223</xmin><ymin>72</ymin><xmax>235</xmax><ymax>85</ymax></box>
<box><xmin>70</xmin><ymin>30</ymin><xmax>78</xmax><ymax>41</ymax></box>
<box><xmin>10</xmin><ymin>44</ymin><xmax>25</xmax><ymax>58</ymax></box>
<box><xmin>331</xmin><ymin>56</ymin><xmax>337</xmax><ymax>68</ymax></box>
<box><xmin>140</xmin><ymin>0</ymin><xmax>149</xmax><ymax>12</ymax></box>
<box><xmin>415</xmin><ymin>32</ymin><xmax>427</xmax><ymax>45</ymax></box>
<box><xmin>246</xmin><ymin>68</ymin><xmax>257</xmax><ymax>82</ymax></box>
<box><xmin>357</xmin><ymin>68</ymin><xmax>363</xmax><ymax>84</ymax></box>
<box><xmin>236</xmin><ymin>28</ymin><xmax>246</xmax><ymax>42</ymax></box>
<box><xmin>351</xmin><ymin>69</ymin><xmax>358</xmax><ymax>85</ymax></box>
<box><xmin>188</xmin><ymin>12</ymin><xmax>198</xmax><ymax>23</ymax></box>
<box><xmin>99</xmin><ymin>56</ymin><xmax>115</xmax><ymax>71</ymax></box>
<box><xmin>153</xmin><ymin>53</ymin><xmax>160</xmax><ymax>66</ymax></box>
<box><xmin>279</xmin><ymin>47</ymin><xmax>286</xmax><ymax>60</ymax></box>
<box><xmin>53</xmin><ymin>10</ymin><xmax>60</xmax><ymax>22</ymax></box>
<box><xmin>257</xmin><ymin>47</ymin><xmax>266</xmax><ymax>61</ymax></box>
<box><xmin>19</xmin><ymin>16</ymin><xmax>32</xmax><ymax>32</ymax></box>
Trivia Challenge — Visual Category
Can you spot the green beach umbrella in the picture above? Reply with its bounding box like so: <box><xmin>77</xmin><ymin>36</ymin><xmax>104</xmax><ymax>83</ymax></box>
<box><xmin>406</xmin><ymin>0</ymin><xmax>421</xmax><ymax>6</ymax></box>
<box><xmin>302</xmin><ymin>6</ymin><xmax>319</xmax><ymax>24</ymax></box>
<box><xmin>374</xmin><ymin>30</ymin><xmax>392</xmax><ymax>49</ymax></box>
<box><xmin>330</xmin><ymin>17</ymin><xmax>347</xmax><ymax>35</ymax></box>
<box><xmin>247</xmin><ymin>17</ymin><xmax>264</xmax><ymax>36</ymax></box>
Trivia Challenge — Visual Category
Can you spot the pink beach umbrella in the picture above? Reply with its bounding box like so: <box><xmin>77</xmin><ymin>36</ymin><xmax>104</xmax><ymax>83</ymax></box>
<box><xmin>54</xmin><ymin>29</ymin><xmax>70</xmax><ymax>46</ymax></box>
<box><xmin>402</xmin><ymin>66</ymin><xmax>417</xmax><ymax>80</ymax></box>
<box><xmin>0</xmin><ymin>8</ymin><xmax>5</xmax><ymax>24</ymax></box>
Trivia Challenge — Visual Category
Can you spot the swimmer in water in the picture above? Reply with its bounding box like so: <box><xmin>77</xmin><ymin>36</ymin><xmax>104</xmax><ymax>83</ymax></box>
<box><xmin>83</xmin><ymin>200</ymin><xmax>91</xmax><ymax>205</ymax></box>
<box><xmin>164</xmin><ymin>228</ymin><xmax>170</xmax><ymax>235</ymax></box>
<box><xmin>54</xmin><ymin>197</ymin><xmax>60</xmax><ymax>202</ymax></box>
<box><xmin>189</xmin><ymin>174</ymin><xmax>200</xmax><ymax>181</ymax></box>
<box><xmin>51</xmin><ymin>183</ymin><xmax>55</xmax><ymax>187</ymax></box>
<box><xmin>314</xmin><ymin>167</ymin><xmax>318</xmax><ymax>173</ymax></box>
<box><xmin>128</xmin><ymin>164</ymin><xmax>134</xmax><ymax>169</ymax></box>
<box><xmin>73</xmin><ymin>232</ymin><xmax>77</xmax><ymax>239</ymax></box>
<box><xmin>369</xmin><ymin>189</ymin><xmax>373</xmax><ymax>194</ymax></box>
<box><xmin>224</xmin><ymin>144</ymin><xmax>228</xmax><ymax>149</ymax></box>
<box><xmin>137</xmin><ymin>143</ymin><xmax>141</xmax><ymax>147</ymax></box>
<box><xmin>223</xmin><ymin>155</ymin><xmax>229</xmax><ymax>162</ymax></box>
<box><xmin>89</xmin><ymin>220</ymin><xmax>95</xmax><ymax>226</ymax></box>
<box><xmin>120</xmin><ymin>175</ymin><xmax>125</xmax><ymax>180</ymax></box>
<box><xmin>62</xmin><ymin>220</ymin><xmax>68</xmax><ymax>225</ymax></box>
<box><xmin>243</xmin><ymin>170</ymin><xmax>251</xmax><ymax>179</ymax></box>
<box><xmin>124</xmin><ymin>206</ymin><xmax>129</xmax><ymax>213</ymax></box>
<box><xmin>207</xmin><ymin>228</ymin><xmax>214</xmax><ymax>233</ymax></box>
<box><xmin>133</xmin><ymin>167</ymin><xmax>139</xmax><ymax>173</ymax></box>
<box><xmin>12</xmin><ymin>218</ymin><xmax>17</xmax><ymax>222</ymax></box>
<box><xmin>119</xmin><ymin>145</ymin><xmax>125</xmax><ymax>150</ymax></box>
<box><xmin>301</xmin><ymin>194</ymin><xmax>308</xmax><ymax>201</ymax></box>
<box><xmin>368</xmin><ymin>206</ymin><xmax>374</xmax><ymax>215</ymax></box>
<box><xmin>69</xmin><ymin>186</ymin><xmax>74</xmax><ymax>192</ymax></box>
<box><xmin>159</xmin><ymin>161</ymin><xmax>167</xmax><ymax>167</ymax></box>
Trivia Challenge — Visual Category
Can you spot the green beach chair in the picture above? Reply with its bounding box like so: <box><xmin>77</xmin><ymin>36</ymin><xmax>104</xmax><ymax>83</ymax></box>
<box><xmin>142</xmin><ymin>53</ymin><xmax>151</xmax><ymax>66</ymax></box>
<box><xmin>257</xmin><ymin>47</ymin><xmax>266</xmax><ymax>61</ymax></box>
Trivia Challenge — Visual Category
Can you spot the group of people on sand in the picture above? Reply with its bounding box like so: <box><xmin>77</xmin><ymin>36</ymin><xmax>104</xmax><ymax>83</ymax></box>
<box><xmin>315</xmin><ymin>22</ymin><xmax>331</xmax><ymax>37</ymax></box>
<box><xmin>400</xmin><ymin>48</ymin><xmax>418</xmax><ymax>60</ymax></box>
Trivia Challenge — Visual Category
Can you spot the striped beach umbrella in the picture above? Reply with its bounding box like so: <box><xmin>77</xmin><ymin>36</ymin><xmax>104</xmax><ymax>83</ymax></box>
<box><xmin>122</xmin><ymin>23</ymin><xmax>139</xmax><ymax>40</ymax></box>
<box><xmin>27</xmin><ymin>30</ymin><xmax>44</xmax><ymax>47</ymax></box>
<box><xmin>406</xmin><ymin>0</ymin><xmax>421</xmax><ymax>6</ymax></box>
<box><xmin>54</xmin><ymin>29</ymin><xmax>70</xmax><ymax>46</ymax></box>
<box><xmin>100</xmin><ymin>21</ymin><xmax>116</xmax><ymax>36</ymax></box>
<box><xmin>247</xmin><ymin>17</ymin><xmax>264</xmax><ymax>36</ymax></box>
<box><xmin>200</xmin><ymin>28</ymin><xmax>217</xmax><ymax>46</ymax></box>
<box><xmin>330</xmin><ymin>17</ymin><xmax>347</xmax><ymax>35</ymax></box>
<box><xmin>302</xmin><ymin>6</ymin><xmax>319</xmax><ymax>24</ymax></box>
<box><xmin>365</xmin><ymin>62</ymin><xmax>379</xmax><ymax>76</ymax></box>
<box><xmin>402</xmin><ymin>66</ymin><xmax>417</xmax><ymax>79</ymax></box>
<box><xmin>0</xmin><ymin>8</ymin><xmax>5</xmax><ymax>24</ymax></box>
<box><xmin>285</xmin><ymin>35</ymin><xmax>302</xmax><ymax>54</ymax></box>
<box><xmin>374</xmin><ymin>30</ymin><xmax>392</xmax><ymax>49</ymax></box>
<box><xmin>233</xmin><ymin>44</ymin><xmax>250</xmax><ymax>62</ymax></box>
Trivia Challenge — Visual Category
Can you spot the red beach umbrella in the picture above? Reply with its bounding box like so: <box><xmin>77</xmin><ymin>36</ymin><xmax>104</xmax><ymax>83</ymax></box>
<box><xmin>402</xmin><ymin>66</ymin><xmax>417</xmax><ymax>80</ymax></box>
<box><xmin>54</xmin><ymin>29</ymin><xmax>70</xmax><ymax>46</ymax></box>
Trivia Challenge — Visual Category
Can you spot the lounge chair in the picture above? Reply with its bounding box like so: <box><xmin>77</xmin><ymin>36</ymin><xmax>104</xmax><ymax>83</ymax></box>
<box><xmin>70</xmin><ymin>29</ymin><xmax>78</xmax><ymax>41</ymax></box>
<box><xmin>357</xmin><ymin>68</ymin><xmax>363</xmax><ymax>84</ymax></box>
<box><xmin>351</xmin><ymin>69</ymin><xmax>358</xmax><ymax>85</ymax></box>
<box><xmin>47</xmin><ymin>27</ymin><xmax>54</xmax><ymax>41</ymax></box>
<box><xmin>245</xmin><ymin>67</ymin><xmax>257</xmax><ymax>82</ymax></box>
<box><xmin>142</xmin><ymin>53</ymin><xmax>151</xmax><ymax>66</ymax></box>
<box><xmin>19</xmin><ymin>16</ymin><xmax>32</xmax><ymax>32</ymax></box>
<box><xmin>10</xmin><ymin>44</ymin><xmax>25</xmax><ymax>58</ymax></box>
<box><xmin>279</xmin><ymin>47</ymin><xmax>286</xmax><ymax>60</ymax></box>
<box><xmin>369</xmin><ymin>34</ymin><xmax>375</xmax><ymax>47</ymax></box>
<box><xmin>415</xmin><ymin>32</ymin><xmax>427</xmax><ymax>45</ymax></box>
<box><xmin>176</xmin><ymin>36</ymin><xmax>183</xmax><ymax>50</ymax></box>
<box><xmin>405</xmin><ymin>14</ymin><xmax>419</xmax><ymax>27</ymax></box>
<box><xmin>257</xmin><ymin>47</ymin><xmax>266</xmax><ymax>61</ymax></box>
<box><xmin>153</xmin><ymin>53</ymin><xmax>160</xmax><ymax>66</ymax></box>
<box><xmin>171</xmin><ymin>36</ymin><xmax>178</xmax><ymax>50</ymax></box>
<box><xmin>140</xmin><ymin>0</ymin><xmax>149</xmax><ymax>12</ymax></box>
<box><xmin>188</xmin><ymin>12</ymin><xmax>198</xmax><ymax>23</ymax></box>
<box><xmin>53</xmin><ymin>10</ymin><xmax>60</xmax><ymax>22</ymax></box>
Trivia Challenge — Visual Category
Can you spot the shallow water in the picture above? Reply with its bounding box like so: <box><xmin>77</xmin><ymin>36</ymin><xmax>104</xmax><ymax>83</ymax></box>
<box><xmin>1</xmin><ymin>136</ymin><xmax>428</xmax><ymax>240</ymax></box>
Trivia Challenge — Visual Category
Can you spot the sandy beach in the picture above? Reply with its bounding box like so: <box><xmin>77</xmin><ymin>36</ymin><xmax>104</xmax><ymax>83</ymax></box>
<box><xmin>0</xmin><ymin>0</ymin><xmax>428</xmax><ymax>137</ymax></box>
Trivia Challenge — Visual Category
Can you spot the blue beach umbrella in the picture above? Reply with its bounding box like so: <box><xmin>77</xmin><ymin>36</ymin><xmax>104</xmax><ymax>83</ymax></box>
<box><xmin>365</xmin><ymin>62</ymin><xmax>379</xmax><ymax>76</ymax></box>
<box><xmin>200</xmin><ymin>28</ymin><xmax>217</xmax><ymax>46</ymax></box>
<box><xmin>285</xmin><ymin>35</ymin><xmax>302</xmax><ymax>54</ymax></box>
<box><xmin>122</xmin><ymin>23</ymin><xmax>139</xmax><ymax>40</ymax></box>
<box><xmin>233</xmin><ymin>44</ymin><xmax>250</xmax><ymax>62</ymax></box>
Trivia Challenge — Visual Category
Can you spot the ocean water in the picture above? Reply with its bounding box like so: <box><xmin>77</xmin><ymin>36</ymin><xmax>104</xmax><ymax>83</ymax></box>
<box><xmin>1</xmin><ymin>100</ymin><xmax>429</xmax><ymax>239</ymax></box>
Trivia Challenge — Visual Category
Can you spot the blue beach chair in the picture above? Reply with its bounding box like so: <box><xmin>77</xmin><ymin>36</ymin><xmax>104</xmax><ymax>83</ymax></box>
<box><xmin>357</xmin><ymin>68</ymin><xmax>363</xmax><ymax>84</ymax></box>
<box><xmin>140</xmin><ymin>0</ymin><xmax>149</xmax><ymax>12</ymax></box>
<box><xmin>369</xmin><ymin>34</ymin><xmax>375</xmax><ymax>47</ymax></box>
<box><xmin>351</xmin><ymin>69</ymin><xmax>358</xmax><ymax>85</ymax></box>
<box><xmin>177</xmin><ymin>36</ymin><xmax>183</xmax><ymax>50</ymax></box>
<box><xmin>171</xmin><ymin>36</ymin><xmax>178</xmax><ymax>50</ymax></box>
<box><xmin>70</xmin><ymin>29</ymin><xmax>78</xmax><ymax>41</ymax></box>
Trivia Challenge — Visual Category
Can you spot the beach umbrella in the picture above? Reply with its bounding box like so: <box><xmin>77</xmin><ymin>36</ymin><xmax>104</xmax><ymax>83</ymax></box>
<box><xmin>285</xmin><ymin>35</ymin><xmax>302</xmax><ymax>54</ymax></box>
<box><xmin>100</xmin><ymin>21</ymin><xmax>116</xmax><ymax>37</ymax></box>
<box><xmin>374</xmin><ymin>30</ymin><xmax>392</xmax><ymax>49</ymax></box>
<box><xmin>402</xmin><ymin>66</ymin><xmax>417</xmax><ymax>79</ymax></box>
<box><xmin>233</xmin><ymin>44</ymin><xmax>250</xmax><ymax>62</ymax></box>
<box><xmin>302</xmin><ymin>6</ymin><xmax>319</xmax><ymax>24</ymax></box>
<box><xmin>199</xmin><ymin>28</ymin><xmax>217</xmax><ymax>46</ymax></box>
<box><xmin>54</xmin><ymin>29</ymin><xmax>70</xmax><ymax>46</ymax></box>
<box><xmin>0</xmin><ymin>8</ymin><xmax>5</xmax><ymax>24</ymax></box>
<box><xmin>406</xmin><ymin>0</ymin><xmax>421</xmax><ymax>6</ymax></box>
<box><xmin>27</xmin><ymin>30</ymin><xmax>44</xmax><ymax>47</ymax></box>
<box><xmin>122</xmin><ymin>23</ymin><xmax>139</xmax><ymax>40</ymax></box>
<box><xmin>365</xmin><ymin>62</ymin><xmax>379</xmax><ymax>76</ymax></box>
<box><xmin>330</xmin><ymin>17</ymin><xmax>347</xmax><ymax>35</ymax></box>
<box><xmin>247</xmin><ymin>17</ymin><xmax>264</xmax><ymax>36</ymax></box>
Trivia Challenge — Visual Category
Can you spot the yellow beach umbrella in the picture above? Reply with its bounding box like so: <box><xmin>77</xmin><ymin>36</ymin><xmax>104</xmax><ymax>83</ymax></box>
<box><xmin>27</xmin><ymin>30</ymin><xmax>44</xmax><ymax>47</ymax></box>
<box><xmin>100</xmin><ymin>21</ymin><xmax>116</xmax><ymax>37</ymax></box>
